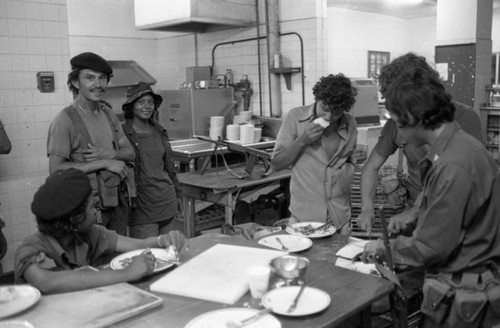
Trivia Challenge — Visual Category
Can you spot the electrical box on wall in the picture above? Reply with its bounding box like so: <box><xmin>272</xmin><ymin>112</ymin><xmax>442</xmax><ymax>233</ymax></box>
<box><xmin>37</xmin><ymin>71</ymin><xmax>55</xmax><ymax>93</ymax></box>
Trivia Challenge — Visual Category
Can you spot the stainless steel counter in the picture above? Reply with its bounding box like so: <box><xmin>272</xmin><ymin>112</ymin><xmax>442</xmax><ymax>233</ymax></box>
<box><xmin>170</xmin><ymin>138</ymin><xmax>275</xmax><ymax>171</ymax></box>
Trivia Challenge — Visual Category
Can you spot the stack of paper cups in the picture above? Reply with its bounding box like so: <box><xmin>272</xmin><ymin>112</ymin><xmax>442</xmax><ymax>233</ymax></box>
<box><xmin>226</xmin><ymin>124</ymin><xmax>240</xmax><ymax>141</ymax></box>
<box><xmin>254</xmin><ymin>127</ymin><xmax>262</xmax><ymax>143</ymax></box>
<box><xmin>240</xmin><ymin>111</ymin><xmax>253</xmax><ymax>123</ymax></box>
<box><xmin>240</xmin><ymin>124</ymin><xmax>255</xmax><ymax>145</ymax></box>
<box><xmin>210</xmin><ymin>116</ymin><xmax>224</xmax><ymax>140</ymax></box>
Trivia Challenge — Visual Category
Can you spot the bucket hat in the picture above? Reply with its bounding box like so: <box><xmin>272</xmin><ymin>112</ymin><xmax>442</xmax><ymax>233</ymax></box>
<box><xmin>122</xmin><ymin>82</ymin><xmax>163</xmax><ymax>109</ymax></box>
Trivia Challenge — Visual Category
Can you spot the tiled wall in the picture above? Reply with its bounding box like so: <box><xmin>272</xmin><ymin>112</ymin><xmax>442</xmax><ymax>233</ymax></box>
<box><xmin>1</xmin><ymin>0</ymin><xmax>498</xmax><ymax>275</ymax></box>
<box><xmin>0</xmin><ymin>0</ymin><xmax>71</xmax><ymax>273</ymax></box>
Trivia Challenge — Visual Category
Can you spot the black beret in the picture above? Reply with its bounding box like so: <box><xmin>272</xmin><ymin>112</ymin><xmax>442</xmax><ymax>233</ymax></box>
<box><xmin>70</xmin><ymin>52</ymin><xmax>113</xmax><ymax>75</ymax></box>
<box><xmin>32</xmin><ymin>169</ymin><xmax>92</xmax><ymax>220</ymax></box>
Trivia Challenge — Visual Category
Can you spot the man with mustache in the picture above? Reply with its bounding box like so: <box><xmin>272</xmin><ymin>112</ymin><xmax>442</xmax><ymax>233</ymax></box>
<box><xmin>47</xmin><ymin>52</ymin><xmax>135</xmax><ymax>236</ymax></box>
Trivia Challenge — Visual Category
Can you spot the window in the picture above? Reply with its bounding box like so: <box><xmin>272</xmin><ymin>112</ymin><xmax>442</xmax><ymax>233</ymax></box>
<box><xmin>368</xmin><ymin>51</ymin><xmax>390</xmax><ymax>79</ymax></box>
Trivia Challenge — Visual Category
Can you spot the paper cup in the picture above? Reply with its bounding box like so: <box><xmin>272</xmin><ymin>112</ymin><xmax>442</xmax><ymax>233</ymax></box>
<box><xmin>246</xmin><ymin>265</ymin><xmax>270</xmax><ymax>299</ymax></box>
<box><xmin>210</xmin><ymin>116</ymin><xmax>225</xmax><ymax>127</ymax></box>
<box><xmin>240</xmin><ymin>124</ymin><xmax>255</xmax><ymax>145</ymax></box>
<box><xmin>209</xmin><ymin>126</ymin><xmax>223</xmax><ymax>140</ymax></box>
<box><xmin>240</xmin><ymin>111</ymin><xmax>253</xmax><ymax>122</ymax></box>
<box><xmin>226</xmin><ymin>124</ymin><xmax>240</xmax><ymax>141</ymax></box>
<box><xmin>253</xmin><ymin>127</ymin><xmax>262</xmax><ymax>143</ymax></box>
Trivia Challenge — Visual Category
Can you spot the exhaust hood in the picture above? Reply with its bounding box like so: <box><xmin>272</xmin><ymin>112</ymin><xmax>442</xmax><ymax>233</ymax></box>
<box><xmin>107</xmin><ymin>60</ymin><xmax>157</xmax><ymax>88</ymax></box>
<box><xmin>134</xmin><ymin>0</ymin><xmax>255</xmax><ymax>33</ymax></box>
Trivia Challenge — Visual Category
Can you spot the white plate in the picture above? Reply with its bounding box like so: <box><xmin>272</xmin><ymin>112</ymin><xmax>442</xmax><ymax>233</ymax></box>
<box><xmin>0</xmin><ymin>285</ymin><xmax>41</xmax><ymax>319</ymax></box>
<box><xmin>285</xmin><ymin>222</ymin><xmax>337</xmax><ymax>239</ymax></box>
<box><xmin>262</xmin><ymin>286</ymin><xmax>331</xmax><ymax>316</ymax></box>
<box><xmin>185</xmin><ymin>308</ymin><xmax>281</xmax><ymax>328</ymax></box>
<box><xmin>257</xmin><ymin>234</ymin><xmax>312</xmax><ymax>252</ymax></box>
<box><xmin>110</xmin><ymin>248</ymin><xmax>177</xmax><ymax>273</ymax></box>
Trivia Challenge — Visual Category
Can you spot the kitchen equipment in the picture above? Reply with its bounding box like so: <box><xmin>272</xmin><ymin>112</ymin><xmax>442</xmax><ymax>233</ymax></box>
<box><xmin>158</xmin><ymin>88</ymin><xmax>234</xmax><ymax>140</ymax></box>
<box><xmin>350</xmin><ymin>78</ymin><xmax>380</xmax><ymax>125</ymax></box>
<box><xmin>10</xmin><ymin>283</ymin><xmax>162</xmax><ymax>328</ymax></box>
<box><xmin>269</xmin><ymin>255</ymin><xmax>309</xmax><ymax>287</ymax></box>
<box><xmin>150</xmin><ymin>244</ymin><xmax>285</xmax><ymax>304</ymax></box>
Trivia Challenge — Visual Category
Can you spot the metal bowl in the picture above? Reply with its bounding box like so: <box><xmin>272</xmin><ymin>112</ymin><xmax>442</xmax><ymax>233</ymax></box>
<box><xmin>269</xmin><ymin>255</ymin><xmax>309</xmax><ymax>280</ymax></box>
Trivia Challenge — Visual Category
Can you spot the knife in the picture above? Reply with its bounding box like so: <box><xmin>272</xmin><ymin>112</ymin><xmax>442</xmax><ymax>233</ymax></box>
<box><xmin>227</xmin><ymin>308</ymin><xmax>272</xmax><ymax>328</ymax></box>
<box><xmin>287</xmin><ymin>284</ymin><xmax>307</xmax><ymax>313</ymax></box>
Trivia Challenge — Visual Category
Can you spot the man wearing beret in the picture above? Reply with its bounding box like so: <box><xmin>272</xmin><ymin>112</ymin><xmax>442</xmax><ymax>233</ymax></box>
<box><xmin>14</xmin><ymin>168</ymin><xmax>187</xmax><ymax>294</ymax></box>
<box><xmin>47</xmin><ymin>52</ymin><xmax>135</xmax><ymax>236</ymax></box>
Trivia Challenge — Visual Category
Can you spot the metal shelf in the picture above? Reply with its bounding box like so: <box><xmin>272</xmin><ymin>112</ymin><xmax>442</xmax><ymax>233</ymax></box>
<box><xmin>270</xmin><ymin>67</ymin><xmax>302</xmax><ymax>90</ymax></box>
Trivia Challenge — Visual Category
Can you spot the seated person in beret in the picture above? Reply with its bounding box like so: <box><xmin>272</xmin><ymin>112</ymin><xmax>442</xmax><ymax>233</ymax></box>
<box><xmin>14</xmin><ymin>168</ymin><xmax>187</xmax><ymax>294</ymax></box>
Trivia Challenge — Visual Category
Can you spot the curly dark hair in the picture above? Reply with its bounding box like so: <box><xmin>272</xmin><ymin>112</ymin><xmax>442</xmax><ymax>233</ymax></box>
<box><xmin>378</xmin><ymin>52</ymin><xmax>440</xmax><ymax>97</ymax></box>
<box><xmin>36</xmin><ymin>192</ymin><xmax>91</xmax><ymax>238</ymax></box>
<box><xmin>312</xmin><ymin>73</ymin><xmax>357</xmax><ymax>113</ymax></box>
<box><xmin>67</xmin><ymin>69</ymin><xmax>112</xmax><ymax>96</ymax></box>
<box><xmin>384</xmin><ymin>68</ymin><xmax>455</xmax><ymax>130</ymax></box>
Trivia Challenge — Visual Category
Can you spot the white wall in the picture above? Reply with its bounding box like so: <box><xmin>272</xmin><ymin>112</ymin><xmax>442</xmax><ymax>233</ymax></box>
<box><xmin>327</xmin><ymin>8</ymin><xmax>437</xmax><ymax>78</ymax></box>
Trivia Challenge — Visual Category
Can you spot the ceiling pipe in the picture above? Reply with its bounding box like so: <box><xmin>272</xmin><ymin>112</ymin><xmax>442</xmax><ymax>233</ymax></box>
<box><xmin>265</xmin><ymin>0</ymin><xmax>282</xmax><ymax>117</ymax></box>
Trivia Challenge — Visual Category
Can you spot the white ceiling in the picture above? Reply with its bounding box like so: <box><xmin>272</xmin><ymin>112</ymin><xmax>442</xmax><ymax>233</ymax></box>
<box><xmin>327</xmin><ymin>0</ymin><xmax>499</xmax><ymax>20</ymax></box>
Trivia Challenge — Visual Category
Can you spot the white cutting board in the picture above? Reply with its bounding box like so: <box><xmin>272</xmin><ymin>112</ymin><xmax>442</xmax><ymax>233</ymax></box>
<box><xmin>150</xmin><ymin>244</ymin><xmax>285</xmax><ymax>304</ymax></box>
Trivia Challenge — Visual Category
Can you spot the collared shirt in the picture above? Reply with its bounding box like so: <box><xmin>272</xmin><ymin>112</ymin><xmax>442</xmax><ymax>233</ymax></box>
<box><xmin>379</xmin><ymin>122</ymin><xmax>500</xmax><ymax>273</ymax></box>
<box><xmin>272</xmin><ymin>103</ymin><xmax>358</xmax><ymax>227</ymax></box>
<box><xmin>14</xmin><ymin>225</ymin><xmax>118</xmax><ymax>283</ymax></box>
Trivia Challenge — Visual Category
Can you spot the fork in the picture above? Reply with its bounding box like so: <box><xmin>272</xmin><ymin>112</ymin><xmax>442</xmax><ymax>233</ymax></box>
<box><xmin>275</xmin><ymin>237</ymin><xmax>288</xmax><ymax>251</ymax></box>
<box><xmin>287</xmin><ymin>283</ymin><xmax>307</xmax><ymax>313</ymax></box>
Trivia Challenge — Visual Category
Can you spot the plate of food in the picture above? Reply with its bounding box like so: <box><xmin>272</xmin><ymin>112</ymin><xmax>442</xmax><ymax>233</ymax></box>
<box><xmin>185</xmin><ymin>308</ymin><xmax>280</xmax><ymax>328</ymax></box>
<box><xmin>286</xmin><ymin>222</ymin><xmax>336</xmax><ymax>239</ymax></box>
<box><xmin>257</xmin><ymin>234</ymin><xmax>312</xmax><ymax>252</ymax></box>
<box><xmin>0</xmin><ymin>285</ymin><xmax>41</xmax><ymax>319</ymax></box>
<box><xmin>262</xmin><ymin>286</ymin><xmax>331</xmax><ymax>316</ymax></box>
<box><xmin>110</xmin><ymin>248</ymin><xmax>178</xmax><ymax>273</ymax></box>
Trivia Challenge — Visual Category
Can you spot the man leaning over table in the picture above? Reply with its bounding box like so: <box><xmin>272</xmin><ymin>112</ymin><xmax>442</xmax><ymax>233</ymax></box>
<box><xmin>47</xmin><ymin>52</ymin><xmax>135</xmax><ymax>236</ymax></box>
<box><xmin>271</xmin><ymin>73</ymin><xmax>364</xmax><ymax>235</ymax></box>
<box><xmin>356</xmin><ymin>52</ymin><xmax>482</xmax><ymax>238</ymax></box>
<box><xmin>361</xmin><ymin>67</ymin><xmax>500</xmax><ymax>327</ymax></box>
<box><xmin>14</xmin><ymin>168</ymin><xmax>187</xmax><ymax>294</ymax></box>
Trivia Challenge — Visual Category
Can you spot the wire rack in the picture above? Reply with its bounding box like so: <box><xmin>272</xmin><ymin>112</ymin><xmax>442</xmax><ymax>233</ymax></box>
<box><xmin>372</xmin><ymin>293</ymin><xmax>423</xmax><ymax>328</ymax></box>
<box><xmin>350</xmin><ymin>164</ymin><xmax>406</xmax><ymax>238</ymax></box>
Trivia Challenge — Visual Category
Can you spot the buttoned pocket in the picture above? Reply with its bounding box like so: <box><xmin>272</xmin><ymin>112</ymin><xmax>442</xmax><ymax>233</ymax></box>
<box><xmin>421</xmin><ymin>278</ymin><xmax>455</xmax><ymax>324</ymax></box>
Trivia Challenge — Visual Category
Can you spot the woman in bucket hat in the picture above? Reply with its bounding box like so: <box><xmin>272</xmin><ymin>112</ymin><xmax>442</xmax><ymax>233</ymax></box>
<box><xmin>122</xmin><ymin>82</ymin><xmax>182</xmax><ymax>239</ymax></box>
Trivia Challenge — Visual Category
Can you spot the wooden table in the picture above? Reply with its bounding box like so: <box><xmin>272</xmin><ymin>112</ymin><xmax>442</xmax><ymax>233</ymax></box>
<box><xmin>178</xmin><ymin>164</ymin><xmax>291</xmax><ymax>237</ymax></box>
<box><xmin>110</xmin><ymin>233</ymin><xmax>394</xmax><ymax>328</ymax></box>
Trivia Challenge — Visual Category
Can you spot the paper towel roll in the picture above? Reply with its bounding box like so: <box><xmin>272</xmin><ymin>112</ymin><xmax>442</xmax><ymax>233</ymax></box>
<box><xmin>253</xmin><ymin>127</ymin><xmax>262</xmax><ymax>143</ymax></box>
<box><xmin>240</xmin><ymin>124</ymin><xmax>255</xmax><ymax>145</ymax></box>
<box><xmin>226</xmin><ymin>124</ymin><xmax>240</xmax><ymax>141</ymax></box>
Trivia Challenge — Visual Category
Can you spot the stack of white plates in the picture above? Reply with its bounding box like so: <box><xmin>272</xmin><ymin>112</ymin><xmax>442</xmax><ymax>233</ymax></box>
<box><xmin>233</xmin><ymin>115</ymin><xmax>243</xmax><ymax>125</ymax></box>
